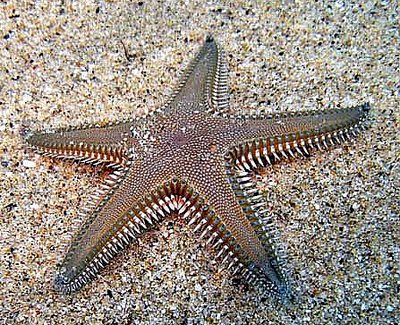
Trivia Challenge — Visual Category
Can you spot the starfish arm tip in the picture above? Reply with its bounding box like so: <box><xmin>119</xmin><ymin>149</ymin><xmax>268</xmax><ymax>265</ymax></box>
<box><xmin>205</xmin><ymin>34</ymin><xmax>214</xmax><ymax>43</ymax></box>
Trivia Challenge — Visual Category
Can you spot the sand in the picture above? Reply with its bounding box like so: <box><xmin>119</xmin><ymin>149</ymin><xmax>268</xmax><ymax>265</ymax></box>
<box><xmin>0</xmin><ymin>1</ymin><xmax>398</xmax><ymax>324</ymax></box>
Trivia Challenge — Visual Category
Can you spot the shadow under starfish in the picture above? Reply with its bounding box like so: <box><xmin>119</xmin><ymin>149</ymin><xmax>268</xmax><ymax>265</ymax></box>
<box><xmin>25</xmin><ymin>35</ymin><xmax>370</xmax><ymax>304</ymax></box>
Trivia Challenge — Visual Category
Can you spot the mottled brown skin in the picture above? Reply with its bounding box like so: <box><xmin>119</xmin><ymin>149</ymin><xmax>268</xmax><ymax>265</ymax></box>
<box><xmin>26</xmin><ymin>35</ymin><xmax>370</xmax><ymax>302</ymax></box>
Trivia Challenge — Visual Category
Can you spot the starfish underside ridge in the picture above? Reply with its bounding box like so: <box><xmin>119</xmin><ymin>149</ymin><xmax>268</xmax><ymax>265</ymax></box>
<box><xmin>26</xmin><ymin>35</ymin><xmax>370</xmax><ymax>303</ymax></box>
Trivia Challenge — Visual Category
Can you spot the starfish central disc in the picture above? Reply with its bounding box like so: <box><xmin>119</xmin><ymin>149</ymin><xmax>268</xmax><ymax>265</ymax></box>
<box><xmin>170</xmin><ymin>131</ymin><xmax>189</xmax><ymax>147</ymax></box>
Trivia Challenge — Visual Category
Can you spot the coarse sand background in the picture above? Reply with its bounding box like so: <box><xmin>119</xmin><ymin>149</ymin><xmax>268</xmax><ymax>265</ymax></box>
<box><xmin>1</xmin><ymin>1</ymin><xmax>399</xmax><ymax>324</ymax></box>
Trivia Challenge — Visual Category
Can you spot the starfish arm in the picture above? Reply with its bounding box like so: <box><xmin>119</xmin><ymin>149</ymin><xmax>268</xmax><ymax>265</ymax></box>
<box><xmin>25</xmin><ymin>121</ymin><xmax>137</xmax><ymax>167</ymax></box>
<box><xmin>54</xmin><ymin>158</ymin><xmax>175</xmax><ymax>293</ymax></box>
<box><xmin>226</xmin><ymin>162</ymin><xmax>292</xmax><ymax>300</ymax></box>
<box><xmin>182</xmin><ymin>160</ymin><xmax>291</xmax><ymax>300</ymax></box>
<box><xmin>167</xmin><ymin>35</ymin><xmax>229</xmax><ymax>113</ymax></box>
<box><xmin>225</xmin><ymin>103</ymin><xmax>370</xmax><ymax>170</ymax></box>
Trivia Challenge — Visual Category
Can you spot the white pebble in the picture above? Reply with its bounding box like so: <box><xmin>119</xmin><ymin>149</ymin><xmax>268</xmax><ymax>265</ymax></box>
<box><xmin>30</xmin><ymin>203</ymin><xmax>40</xmax><ymax>210</ymax></box>
<box><xmin>22</xmin><ymin>160</ymin><xmax>36</xmax><ymax>168</ymax></box>
<box><xmin>21</xmin><ymin>93</ymin><xmax>32</xmax><ymax>104</ymax></box>
<box><xmin>386</xmin><ymin>305</ymin><xmax>394</xmax><ymax>312</ymax></box>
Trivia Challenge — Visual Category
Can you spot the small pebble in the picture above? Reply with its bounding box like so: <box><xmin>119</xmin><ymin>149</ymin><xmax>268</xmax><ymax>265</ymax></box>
<box><xmin>22</xmin><ymin>160</ymin><xmax>36</xmax><ymax>168</ymax></box>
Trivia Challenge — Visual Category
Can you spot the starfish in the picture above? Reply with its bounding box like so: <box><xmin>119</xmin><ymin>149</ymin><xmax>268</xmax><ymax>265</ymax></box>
<box><xmin>26</xmin><ymin>35</ymin><xmax>370</xmax><ymax>303</ymax></box>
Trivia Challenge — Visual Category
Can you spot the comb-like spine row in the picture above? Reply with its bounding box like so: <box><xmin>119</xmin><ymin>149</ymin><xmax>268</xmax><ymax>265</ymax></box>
<box><xmin>31</xmin><ymin>142</ymin><xmax>126</xmax><ymax>166</ymax></box>
<box><xmin>224</xmin><ymin>160</ymin><xmax>291</xmax><ymax>301</ymax></box>
<box><xmin>177</xmin><ymin>167</ymin><xmax>289</xmax><ymax>300</ymax></box>
<box><xmin>175</xmin><ymin>182</ymin><xmax>260</xmax><ymax>278</ymax></box>
<box><xmin>25</xmin><ymin>120</ymin><xmax>136</xmax><ymax>167</ymax></box>
<box><xmin>230</xmin><ymin>106</ymin><xmax>370</xmax><ymax>172</ymax></box>
<box><xmin>55</xmin><ymin>177</ymin><xmax>193</xmax><ymax>294</ymax></box>
<box><xmin>207</xmin><ymin>43</ymin><xmax>229</xmax><ymax>112</ymax></box>
<box><xmin>184</xmin><ymin>202</ymin><xmax>250</xmax><ymax>276</ymax></box>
